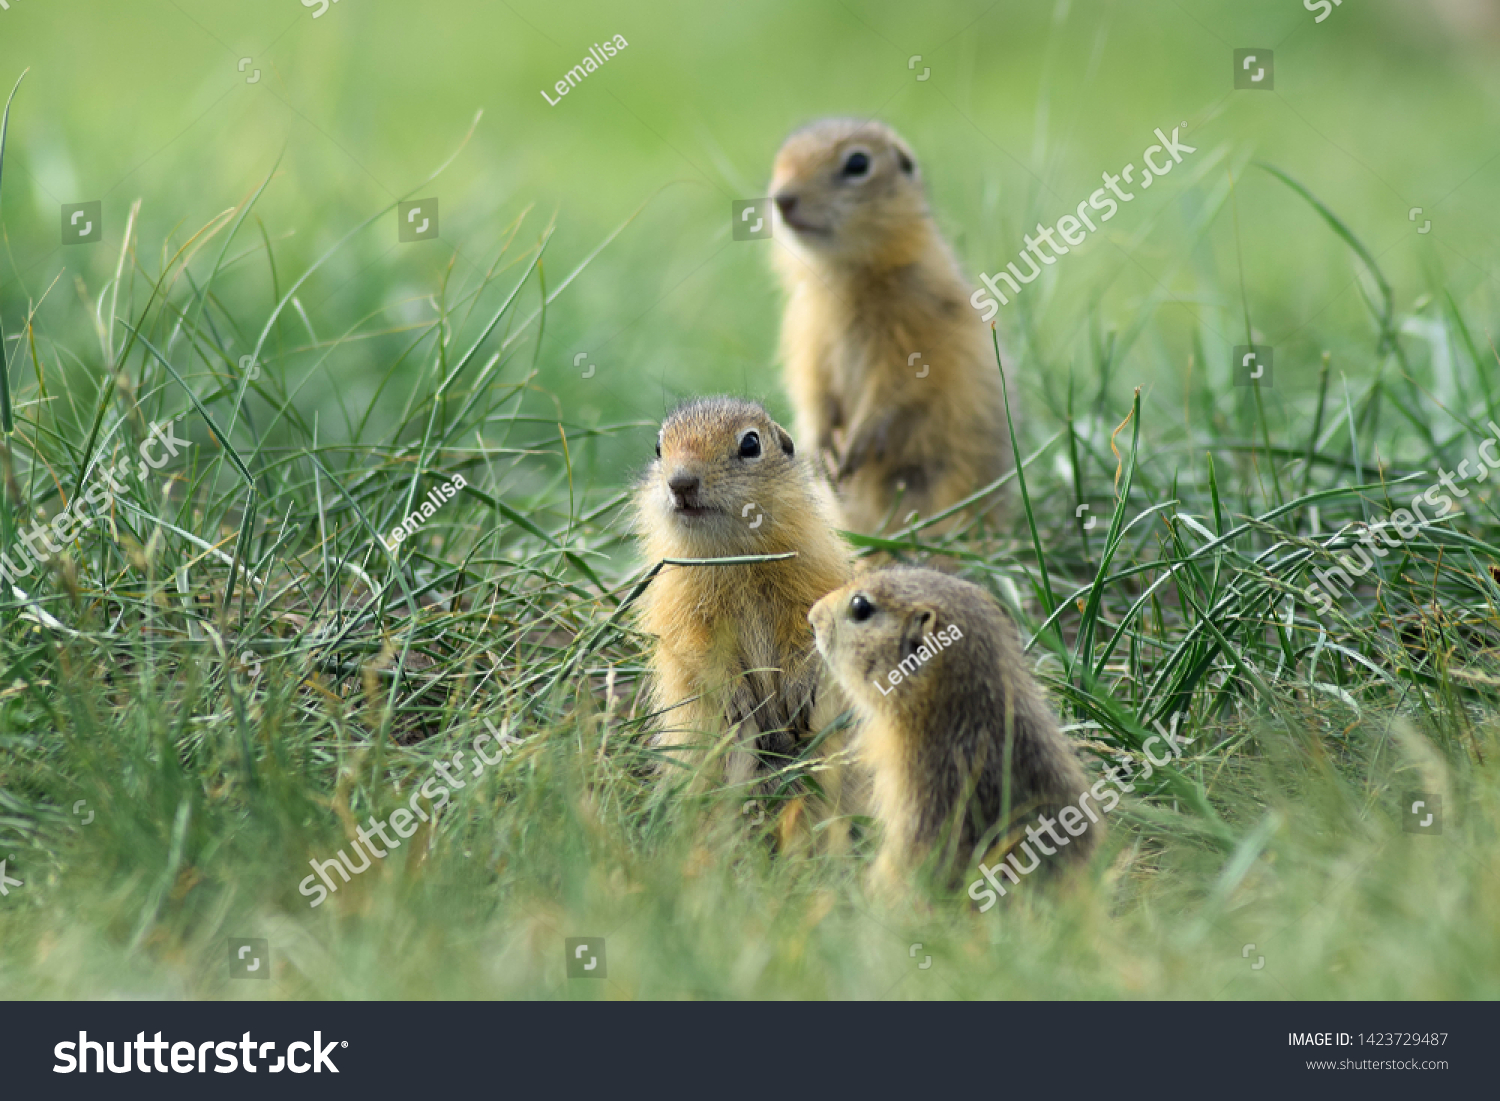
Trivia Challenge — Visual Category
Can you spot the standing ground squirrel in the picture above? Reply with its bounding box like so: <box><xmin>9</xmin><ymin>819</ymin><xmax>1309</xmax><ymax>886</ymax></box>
<box><xmin>809</xmin><ymin>567</ymin><xmax>1098</xmax><ymax>895</ymax></box>
<box><xmin>770</xmin><ymin>118</ymin><xmax>1011</xmax><ymax>536</ymax></box>
<box><xmin>635</xmin><ymin>397</ymin><xmax>854</xmax><ymax>793</ymax></box>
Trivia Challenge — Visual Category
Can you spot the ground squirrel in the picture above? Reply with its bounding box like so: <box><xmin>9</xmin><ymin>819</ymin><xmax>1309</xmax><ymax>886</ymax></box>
<box><xmin>634</xmin><ymin>397</ymin><xmax>854</xmax><ymax>794</ymax></box>
<box><xmin>770</xmin><ymin>118</ymin><xmax>1011</xmax><ymax>536</ymax></box>
<box><xmin>809</xmin><ymin>567</ymin><xmax>1098</xmax><ymax>895</ymax></box>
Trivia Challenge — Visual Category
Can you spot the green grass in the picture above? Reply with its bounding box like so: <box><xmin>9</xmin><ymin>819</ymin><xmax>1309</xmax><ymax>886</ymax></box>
<box><xmin>1</xmin><ymin>0</ymin><xmax>1499</xmax><ymax>999</ymax></box>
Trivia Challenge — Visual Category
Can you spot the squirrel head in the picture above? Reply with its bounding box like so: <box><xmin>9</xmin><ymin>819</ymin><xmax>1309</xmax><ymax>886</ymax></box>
<box><xmin>810</xmin><ymin>567</ymin><xmax>980</xmax><ymax>716</ymax></box>
<box><xmin>770</xmin><ymin>118</ymin><xmax>928</xmax><ymax>268</ymax></box>
<box><xmin>639</xmin><ymin>397</ymin><xmax>804</xmax><ymax>555</ymax></box>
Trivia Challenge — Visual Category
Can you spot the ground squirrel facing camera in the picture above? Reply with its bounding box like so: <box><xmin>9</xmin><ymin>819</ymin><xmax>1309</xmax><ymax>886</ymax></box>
<box><xmin>635</xmin><ymin>397</ymin><xmax>854</xmax><ymax>793</ymax></box>
<box><xmin>809</xmin><ymin>567</ymin><xmax>1098</xmax><ymax>895</ymax></box>
<box><xmin>771</xmin><ymin>118</ymin><xmax>1011</xmax><ymax>536</ymax></box>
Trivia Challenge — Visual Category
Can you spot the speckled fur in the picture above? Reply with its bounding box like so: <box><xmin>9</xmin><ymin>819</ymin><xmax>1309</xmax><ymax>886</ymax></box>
<box><xmin>810</xmin><ymin>567</ymin><xmax>1096</xmax><ymax>893</ymax></box>
<box><xmin>771</xmin><ymin>118</ymin><xmax>1011</xmax><ymax>535</ymax></box>
<box><xmin>635</xmin><ymin>397</ymin><xmax>854</xmax><ymax>791</ymax></box>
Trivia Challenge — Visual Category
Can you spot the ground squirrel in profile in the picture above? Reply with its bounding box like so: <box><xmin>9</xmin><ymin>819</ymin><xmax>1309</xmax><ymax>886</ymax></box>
<box><xmin>809</xmin><ymin>567</ymin><xmax>1098</xmax><ymax>896</ymax></box>
<box><xmin>634</xmin><ymin>397</ymin><xmax>854</xmax><ymax>793</ymax></box>
<box><xmin>770</xmin><ymin>118</ymin><xmax>1011</xmax><ymax>536</ymax></box>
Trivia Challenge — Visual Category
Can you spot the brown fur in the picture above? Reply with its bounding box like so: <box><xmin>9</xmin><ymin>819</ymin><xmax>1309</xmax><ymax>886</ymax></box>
<box><xmin>770</xmin><ymin>118</ymin><xmax>1011</xmax><ymax>536</ymax></box>
<box><xmin>635</xmin><ymin>397</ymin><xmax>854</xmax><ymax>793</ymax></box>
<box><xmin>809</xmin><ymin>567</ymin><xmax>1096</xmax><ymax>895</ymax></box>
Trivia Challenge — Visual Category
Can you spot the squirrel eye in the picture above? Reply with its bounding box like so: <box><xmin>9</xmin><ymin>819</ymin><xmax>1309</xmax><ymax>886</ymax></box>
<box><xmin>739</xmin><ymin>431</ymin><xmax>762</xmax><ymax>459</ymax></box>
<box><xmin>840</xmin><ymin>150</ymin><xmax>871</xmax><ymax>178</ymax></box>
<box><xmin>655</xmin><ymin>438</ymin><xmax>662</xmax><ymax>459</ymax></box>
<box><xmin>849</xmin><ymin>593</ymin><xmax>875</xmax><ymax>622</ymax></box>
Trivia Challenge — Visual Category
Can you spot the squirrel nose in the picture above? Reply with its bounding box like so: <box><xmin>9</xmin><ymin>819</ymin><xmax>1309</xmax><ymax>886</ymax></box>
<box><xmin>774</xmin><ymin>193</ymin><xmax>798</xmax><ymax>220</ymax></box>
<box><xmin>667</xmin><ymin>471</ymin><xmax>701</xmax><ymax>501</ymax></box>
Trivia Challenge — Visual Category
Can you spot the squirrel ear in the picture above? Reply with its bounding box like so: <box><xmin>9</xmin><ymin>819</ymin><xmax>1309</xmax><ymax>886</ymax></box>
<box><xmin>774</xmin><ymin>424</ymin><xmax>795</xmax><ymax>457</ymax></box>
<box><xmin>899</xmin><ymin>606</ymin><xmax>937</xmax><ymax>661</ymax></box>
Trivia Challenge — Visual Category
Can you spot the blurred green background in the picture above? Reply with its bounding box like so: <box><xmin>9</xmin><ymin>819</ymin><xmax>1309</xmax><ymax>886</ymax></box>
<box><xmin>2</xmin><ymin>0</ymin><xmax>1496</xmax><ymax>485</ymax></box>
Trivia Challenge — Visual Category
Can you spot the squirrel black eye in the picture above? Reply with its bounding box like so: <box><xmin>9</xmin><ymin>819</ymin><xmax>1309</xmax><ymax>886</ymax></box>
<box><xmin>739</xmin><ymin>431</ymin><xmax>762</xmax><ymax>459</ymax></box>
<box><xmin>897</xmin><ymin>149</ymin><xmax>914</xmax><ymax>174</ymax></box>
<box><xmin>840</xmin><ymin>151</ymin><xmax>870</xmax><ymax>178</ymax></box>
<box><xmin>655</xmin><ymin>438</ymin><xmax>662</xmax><ymax>459</ymax></box>
<box><xmin>849</xmin><ymin>593</ymin><xmax>875</xmax><ymax>622</ymax></box>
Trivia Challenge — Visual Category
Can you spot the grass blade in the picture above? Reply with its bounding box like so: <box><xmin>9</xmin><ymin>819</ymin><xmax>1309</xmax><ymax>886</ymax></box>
<box><xmin>0</xmin><ymin>69</ymin><xmax>28</xmax><ymax>434</ymax></box>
